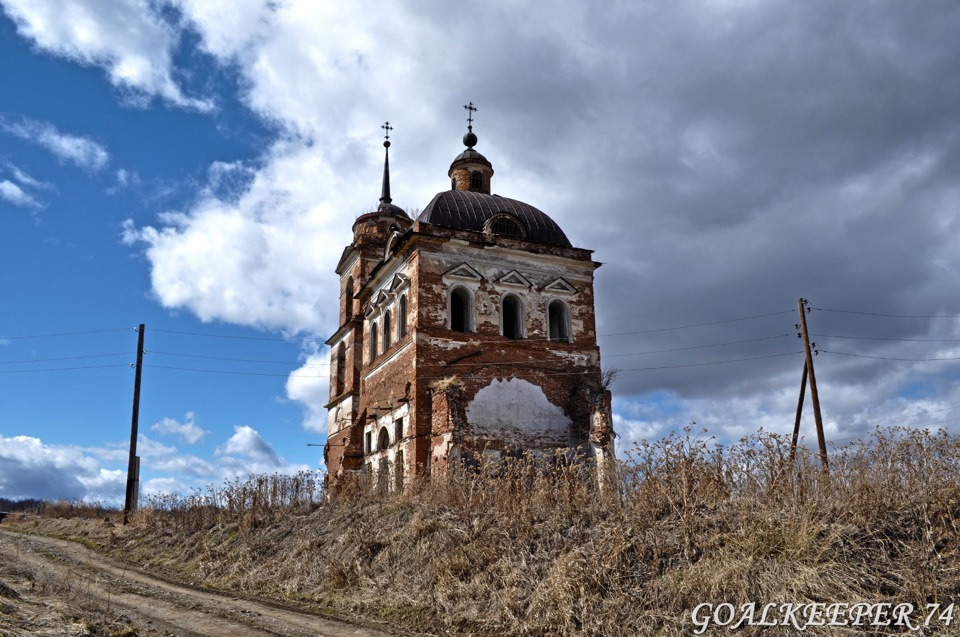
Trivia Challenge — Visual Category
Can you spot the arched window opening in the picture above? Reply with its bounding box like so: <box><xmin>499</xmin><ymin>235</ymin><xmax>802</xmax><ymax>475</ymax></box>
<box><xmin>548</xmin><ymin>301</ymin><xmax>570</xmax><ymax>343</ymax></box>
<box><xmin>490</xmin><ymin>216</ymin><xmax>523</xmax><ymax>239</ymax></box>
<box><xmin>450</xmin><ymin>287</ymin><xmax>471</xmax><ymax>333</ymax></box>
<box><xmin>344</xmin><ymin>277</ymin><xmax>354</xmax><ymax>320</ymax></box>
<box><xmin>383</xmin><ymin>310</ymin><xmax>392</xmax><ymax>350</ymax></box>
<box><xmin>470</xmin><ymin>171</ymin><xmax>483</xmax><ymax>190</ymax></box>
<box><xmin>398</xmin><ymin>295</ymin><xmax>408</xmax><ymax>337</ymax></box>
<box><xmin>384</xmin><ymin>233</ymin><xmax>398</xmax><ymax>260</ymax></box>
<box><xmin>451</xmin><ymin>177</ymin><xmax>457</xmax><ymax>190</ymax></box>
<box><xmin>335</xmin><ymin>343</ymin><xmax>346</xmax><ymax>395</ymax></box>
<box><xmin>369</xmin><ymin>321</ymin><xmax>379</xmax><ymax>361</ymax></box>
<box><xmin>502</xmin><ymin>295</ymin><xmax>522</xmax><ymax>340</ymax></box>
<box><xmin>377</xmin><ymin>427</ymin><xmax>390</xmax><ymax>451</ymax></box>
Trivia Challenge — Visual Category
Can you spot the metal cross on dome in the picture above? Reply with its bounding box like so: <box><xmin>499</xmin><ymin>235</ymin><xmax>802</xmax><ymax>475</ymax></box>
<box><xmin>381</xmin><ymin>121</ymin><xmax>393</xmax><ymax>141</ymax></box>
<box><xmin>463</xmin><ymin>102</ymin><xmax>477</xmax><ymax>130</ymax></box>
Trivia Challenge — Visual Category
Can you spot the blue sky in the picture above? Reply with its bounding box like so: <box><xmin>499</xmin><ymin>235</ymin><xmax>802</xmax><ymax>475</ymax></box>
<box><xmin>3</xmin><ymin>0</ymin><xmax>960</xmax><ymax>503</ymax></box>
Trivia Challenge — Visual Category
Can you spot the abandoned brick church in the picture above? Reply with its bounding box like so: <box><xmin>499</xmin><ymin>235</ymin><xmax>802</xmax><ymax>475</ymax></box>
<box><xmin>324</xmin><ymin>108</ymin><xmax>614</xmax><ymax>489</ymax></box>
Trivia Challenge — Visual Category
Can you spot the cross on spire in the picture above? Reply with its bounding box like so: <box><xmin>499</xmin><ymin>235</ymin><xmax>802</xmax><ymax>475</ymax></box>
<box><xmin>381</xmin><ymin>121</ymin><xmax>393</xmax><ymax>141</ymax></box>
<box><xmin>463</xmin><ymin>102</ymin><xmax>477</xmax><ymax>130</ymax></box>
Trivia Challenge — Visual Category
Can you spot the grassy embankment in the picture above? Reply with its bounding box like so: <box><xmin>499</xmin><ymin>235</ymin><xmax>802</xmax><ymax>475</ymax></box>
<box><xmin>5</xmin><ymin>427</ymin><xmax>960</xmax><ymax>636</ymax></box>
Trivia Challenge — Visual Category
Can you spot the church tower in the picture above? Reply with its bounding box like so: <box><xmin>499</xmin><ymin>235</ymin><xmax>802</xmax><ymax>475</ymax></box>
<box><xmin>324</xmin><ymin>108</ymin><xmax>614</xmax><ymax>490</ymax></box>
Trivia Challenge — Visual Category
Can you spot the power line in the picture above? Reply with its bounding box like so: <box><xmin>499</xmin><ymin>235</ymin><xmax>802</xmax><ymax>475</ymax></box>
<box><xmin>148</xmin><ymin>350</ymin><xmax>329</xmax><ymax>366</ymax></box>
<box><xmin>0</xmin><ymin>352</ymin><xmax>132</xmax><ymax>365</ymax></box>
<box><xmin>821</xmin><ymin>349</ymin><xmax>960</xmax><ymax>362</ymax></box>
<box><xmin>415</xmin><ymin>333</ymin><xmax>794</xmax><ymax>368</ymax></box>
<box><xmin>814</xmin><ymin>307</ymin><xmax>960</xmax><ymax>319</ymax></box>
<box><xmin>151</xmin><ymin>309</ymin><xmax>796</xmax><ymax>347</ymax></box>
<box><xmin>418</xmin><ymin>350</ymin><xmax>803</xmax><ymax>380</ymax></box>
<box><xmin>597</xmin><ymin>310</ymin><xmax>795</xmax><ymax>338</ymax></box>
<box><xmin>145</xmin><ymin>364</ymin><xmax>327</xmax><ymax>379</ymax></box>
<box><xmin>0</xmin><ymin>328</ymin><xmax>132</xmax><ymax>340</ymax></box>
<box><xmin>813</xmin><ymin>334</ymin><xmax>960</xmax><ymax>343</ymax></box>
<box><xmin>150</xmin><ymin>328</ymin><xmax>302</xmax><ymax>343</ymax></box>
<box><xmin>147</xmin><ymin>350</ymin><xmax>802</xmax><ymax>381</ymax></box>
<box><xmin>0</xmin><ymin>364</ymin><xmax>131</xmax><ymax>374</ymax></box>
<box><xmin>603</xmin><ymin>333</ymin><xmax>792</xmax><ymax>358</ymax></box>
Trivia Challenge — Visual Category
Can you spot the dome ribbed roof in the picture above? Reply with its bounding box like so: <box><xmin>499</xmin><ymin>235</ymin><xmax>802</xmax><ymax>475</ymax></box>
<box><xmin>450</xmin><ymin>147</ymin><xmax>491</xmax><ymax>165</ymax></box>
<box><xmin>418</xmin><ymin>190</ymin><xmax>571</xmax><ymax>247</ymax></box>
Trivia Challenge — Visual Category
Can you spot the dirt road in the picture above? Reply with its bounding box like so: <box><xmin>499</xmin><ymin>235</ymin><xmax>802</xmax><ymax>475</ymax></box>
<box><xmin>0</xmin><ymin>529</ymin><xmax>393</xmax><ymax>637</ymax></box>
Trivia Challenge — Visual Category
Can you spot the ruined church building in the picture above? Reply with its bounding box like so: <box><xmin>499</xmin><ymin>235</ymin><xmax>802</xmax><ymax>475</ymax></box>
<box><xmin>324</xmin><ymin>106</ymin><xmax>614</xmax><ymax>489</ymax></box>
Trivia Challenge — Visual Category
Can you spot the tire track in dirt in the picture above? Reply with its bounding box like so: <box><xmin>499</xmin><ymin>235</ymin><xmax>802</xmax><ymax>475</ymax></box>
<box><xmin>0</xmin><ymin>530</ymin><xmax>393</xmax><ymax>637</ymax></box>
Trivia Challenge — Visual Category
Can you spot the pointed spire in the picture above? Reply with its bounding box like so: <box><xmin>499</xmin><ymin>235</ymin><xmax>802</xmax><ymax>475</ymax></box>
<box><xmin>380</xmin><ymin>121</ymin><xmax>393</xmax><ymax>204</ymax></box>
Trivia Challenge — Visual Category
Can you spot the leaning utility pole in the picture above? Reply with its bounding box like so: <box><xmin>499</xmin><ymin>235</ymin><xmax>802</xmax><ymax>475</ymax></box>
<box><xmin>792</xmin><ymin>299</ymin><xmax>828</xmax><ymax>471</ymax></box>
<box><xmin>124</xmin><ymin>324</ymin><xmax>145</xmax><ymax>524</ymax></box>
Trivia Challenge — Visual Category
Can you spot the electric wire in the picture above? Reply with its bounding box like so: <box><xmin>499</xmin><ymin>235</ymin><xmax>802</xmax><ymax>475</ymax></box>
<box><xmin>0</xmin><ymin>327</ymin><xmax>132</xmax><ymax>340</ymax></box>
<box><xmin>820</xmin><ymin>349</ymin><xmax>960</xmax><ymax>362</ymax></box>
<box><xmin>0</xmin><ymin>352</ymin><xmax>133</xmax><ymax>365</ymax></box>
<box><xmin>0</xmin><ymin>364</ymin><xmax>131</xmax><ymax>374</ymax></box>
<box><xmin>813</xmin><ymin>307</ymin><xmax>960</xmax><ymax>319</ymax></box>
<box><xmin>150</xmin><ymin>328</ymin><xmax>301</xmax><ymax>342</ymax></box>
<box><xmin>813</xmin><ymin>334</ymin><xmax>960</xmax><ymax>343</ymax></box>
<box><xmin>148</xmin><ymin>350</ymin><xmax>328</xmax><ymax>366</ymax></box>
<box><xmin>145</xmin><ymin>350</ymin><xmax>802</xmax><ymax>380</ymax></box>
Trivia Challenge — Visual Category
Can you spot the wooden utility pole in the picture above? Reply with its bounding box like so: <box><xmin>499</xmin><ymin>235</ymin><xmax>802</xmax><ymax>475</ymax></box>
<box><xmin>789</xmin><ymin>362</ymin><xmax>806</xmax><ymax>466</ymax></box>
<box><xmin>124</xmin><ymin>324</ymin><xmax>145</xmax><ymax>523</ymax></box>
<box><xmin>795</xmin><ymin>299</ymin><xmax>829</xmax><ymax>471</ymax></box>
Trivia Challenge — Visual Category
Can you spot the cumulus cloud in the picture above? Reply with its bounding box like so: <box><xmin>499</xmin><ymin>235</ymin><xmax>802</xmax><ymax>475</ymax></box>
<box><xmin>122</xmin><ymin>140</ymin><xmax>352</xmax><ymax>334</ymax></box>
<box><xmin>0</xmin><ymin>0</ymin><xmax>212</xmax><ymax>110</ymax></box>
<box><xmin>216</xmin><ymin>425</ymin><xmax>281</xmax><ymax>467</ymax></box>
<box><xmin>284</xmin><ymin>351</ymin><xmax>330</xmax><ymax>434</ymax></box>
<box><xmin>1</xmin><ymin>117</ymin><xmax>109</xmax><ymax>171</ymax></box>
<box><xmin>111</xmin><ymin>0</ymin><xmax>960</xmax><ymax>444</ymax></box>
<box><xmin>149</xmin><ymin>412</ymin><xmax>209</xmax><ymax>444</ymax></box>
<box><xmin>0</xmin><ymin>179</ymin><xmax>40</xmax><ymax>209</ymax></box>
<box><xmin>0</xmin><ymin>435</ymin><xmax>125</xmax><ymax>502</ymax></box>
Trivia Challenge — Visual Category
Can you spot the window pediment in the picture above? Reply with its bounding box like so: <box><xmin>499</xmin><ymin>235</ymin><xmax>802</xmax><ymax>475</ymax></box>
<box><xmin>495</xmin><ymin>269</ymin><xmax>533</xmax><ymax>289</ymax></box>
<box><xmin>388</xmin><ymin>273</ymin><xmax>410</xmax><ymax>293</ymax></box>
<box><xmin>543</xmin><ymin>277</ymin><xmax>577</xmax><ymax>295</ymax></box>
<box><xmin>442</xmin><ymin>262</ymin><xmax>484</xmax><ymax>282</ymax></box>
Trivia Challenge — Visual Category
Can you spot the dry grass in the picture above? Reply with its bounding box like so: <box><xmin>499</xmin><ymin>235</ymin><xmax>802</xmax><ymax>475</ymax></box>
<box><xmin>11</xmin><ymin>427</ymin><xmax>960</xmax><ymax>636</ymax></box>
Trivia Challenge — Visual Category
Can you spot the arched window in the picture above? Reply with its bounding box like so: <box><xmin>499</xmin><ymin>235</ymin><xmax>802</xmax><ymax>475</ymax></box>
<box><xmin>335</xmin><ymin>343</ymin><xmax>346</xmax><ymax>395</ymax></box>
<box><xmin>344</xmin><ymin>277</ymin><xmax>354</xmax><ymax>320</ymax></box>
<box><xmin>450</xmin><ymin>287</ymin><xmax>472</xmax><ymax>333</ymax></box>
<box><xmin>489</xmin><ymin>215</ymin><xmax>524</xmax><ymax>239</ymax></box>
<box><xmin>383</xmin><ymin>310</ymin><xmax>392</xmax><ymax>350</ymax></box>
<box><xmin>548</xmin><ymin>301</ymin><xmax>570</xmax><ymax>343</ymax></box>
<box><xmin>470</xmin><ymin>170</ymin><xmax>483</xmax><ymax>190</ymax></box>
<box><xmin>377</xmin><ymin>427</ymin><xmax>390</xmax><ymax>451</ymax></box>
<box><xmin>502</xmin><ymin>295</ymin><xmax>523</xmax><ymax>340</ymax></box>
<box><xmin>398</xmin><ymin>295</ymin><xmax>408</xmax><ymax>337</ymax></box>
<box><xmin>451</xmin><ymin>177</ymin><xmax>457</xmax><ymax>190</ymax></box>
<box><xmin>369</xmin><ymin>321</ymin><xmax>379</xmax><ymax>361</ymax></box>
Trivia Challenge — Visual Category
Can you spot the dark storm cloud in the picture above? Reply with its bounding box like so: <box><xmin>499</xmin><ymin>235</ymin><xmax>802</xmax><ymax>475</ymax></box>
<box><xmin>414</xmin><ymin>1</ymin><xmax>960</xmax><ymax>438</ymax></box>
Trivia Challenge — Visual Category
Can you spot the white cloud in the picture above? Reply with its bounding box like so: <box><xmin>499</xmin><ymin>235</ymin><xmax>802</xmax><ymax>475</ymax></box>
<box><xmin>216</xmin><ymin>424</ymin><xmax>281</xmax><ymax>468</ymax></box>
<box><xmin>285</xmin><ymin>351</ymin><xmax>330</xmax><ymax>433</ymax></box>
<box><xmin>1</xmin><ymin>117</ymin><xmax>109</xmax><ymax>171</ymax></box>
<box><xmin>5</xmin><ymin>163</ymin><xmax>54</xmax><ymax>191</ymax></box>
<box><xmin>149</xmin><ymin>412</ymin><xmax>209</xmax><ymax>444</ymax></box>
<box><xmin>92</xmin><ymin>1</ymin><xmax>960</xmax><ymax>450</ymax></box>
<box><xmin>0</xmin><ymin>435</ymin><xmax>125</xmax><ymax>503</ymax></box>
<box><xmin>122</xmin><ymin>139</ymin><xmax>352</xmax><ymax>334</ymax></box>
<box><xmin>0</xmin><ymin>179</ymin><xmax>40</xmax><ymax>209</ymax></box>
<box><xmin>0</xmin><ymin>0</ymin><xmax>212</xmax><ymax>110</ymax></box>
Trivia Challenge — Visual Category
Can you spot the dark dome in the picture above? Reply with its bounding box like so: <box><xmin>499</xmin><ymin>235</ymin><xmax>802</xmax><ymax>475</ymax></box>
<box><xmin>377</xmin><ymin>201</ymin><xmax>410</xmax><ymax>218</ymax></box>
<box><xmin>418</xmin><ymin>190</ymin><xmax>571</xmax><ymax>247</ymax></box>
<box><xmin>451</xmin><ymin>147</ymin><xmax>491</xmax><ymax>165</ymax></box>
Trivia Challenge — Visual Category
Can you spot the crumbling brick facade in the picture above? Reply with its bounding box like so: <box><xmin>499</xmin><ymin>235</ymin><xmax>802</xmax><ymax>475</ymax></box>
<box><xmin>325</xmin><ymin>129</ymin><xmax>614</xmax><ymax>491</ymax></box>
